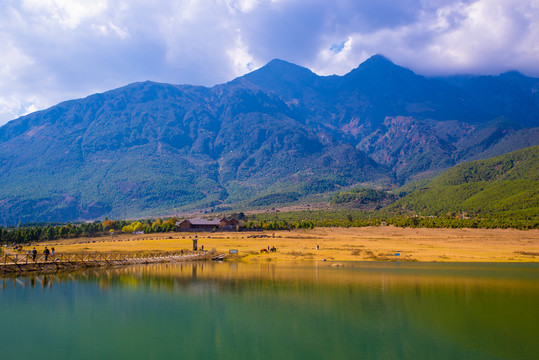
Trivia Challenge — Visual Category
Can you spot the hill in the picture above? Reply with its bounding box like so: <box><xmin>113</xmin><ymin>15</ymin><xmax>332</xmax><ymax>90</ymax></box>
<box><xmin>392</xmin><ymin>146</ymin><xmax>539</xmax><ymax>217</ymax></box>
<box><xmin>1</xmin><ymin>55</ymin><xmax>539</xmax><ymax>225</ymax></box>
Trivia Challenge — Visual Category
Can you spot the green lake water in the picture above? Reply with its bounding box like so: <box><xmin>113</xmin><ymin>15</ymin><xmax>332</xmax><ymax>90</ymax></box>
<box><xmin>1</xmin><ymin>261</ymin><xmax>538</xmax><ymax>360</ymax></box>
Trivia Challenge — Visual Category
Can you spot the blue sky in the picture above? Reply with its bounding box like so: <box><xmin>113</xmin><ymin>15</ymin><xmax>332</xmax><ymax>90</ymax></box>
<box><xmin>1</xmin><ymin>0</ymin><xmax>538</xmax><ymax>125</ymax></box>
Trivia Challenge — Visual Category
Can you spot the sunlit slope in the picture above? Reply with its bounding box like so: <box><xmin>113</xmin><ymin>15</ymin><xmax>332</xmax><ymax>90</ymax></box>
<box><xmin>393</xmin><ymin>146</ymin><xmax>539</xmax><ymax>216</ymax></box>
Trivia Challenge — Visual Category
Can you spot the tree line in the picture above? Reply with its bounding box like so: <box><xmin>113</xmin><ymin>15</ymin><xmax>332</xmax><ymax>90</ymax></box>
<box><xmin>1</xmin><ymin>212</ymin><xmax>537</xmax><ymax>245</ymax></box>
<box><xmin>244</xmin><ymin>211</ymin><xmax>538</xmax><ymax>230</ymax></box>
<box><xmin>0</xmin><ymin>218</ymin><xmax>179</xmax><ymax>244</ymax></box>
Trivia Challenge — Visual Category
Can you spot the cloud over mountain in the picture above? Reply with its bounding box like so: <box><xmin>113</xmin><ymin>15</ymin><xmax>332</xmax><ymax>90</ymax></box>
<box><xmin>1</xmin><ymin>0</ymin><xmax>538</xmax><ymax>125</ymax></box>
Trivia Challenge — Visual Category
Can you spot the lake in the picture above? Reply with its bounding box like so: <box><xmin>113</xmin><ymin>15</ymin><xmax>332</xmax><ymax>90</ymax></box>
<box><xmin>1</xmin><ymin>261</ymin><xmax>538</xmax><ymax>360</ymax></box>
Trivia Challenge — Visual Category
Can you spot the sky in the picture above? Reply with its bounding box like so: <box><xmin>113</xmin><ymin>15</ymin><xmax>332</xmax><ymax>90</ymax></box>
<box><xmin>1</xmin><ymin>0</ymin><xmax>538</xmax><ymax>126</ymax></box>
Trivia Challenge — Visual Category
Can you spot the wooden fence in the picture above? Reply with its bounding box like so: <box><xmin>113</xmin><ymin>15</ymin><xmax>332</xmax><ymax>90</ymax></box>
<box><xmin>0</xmin><ymin>251</ymin><xmax>211</xmax><ymax>274</ymax></box>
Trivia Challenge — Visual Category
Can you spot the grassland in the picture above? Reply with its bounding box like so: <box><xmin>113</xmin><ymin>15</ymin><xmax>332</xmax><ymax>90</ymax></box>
<box><xmin>18</xmin><ymin>227</ymin><xmax>539</xmax><ymax>263</ymax></box>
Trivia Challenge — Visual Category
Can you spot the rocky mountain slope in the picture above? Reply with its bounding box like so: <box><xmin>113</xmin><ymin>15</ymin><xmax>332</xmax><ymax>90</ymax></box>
<box><xmin>1</xmin><ymin>55</ymin><xmax>538</xmax><ymax>224</ymax></box>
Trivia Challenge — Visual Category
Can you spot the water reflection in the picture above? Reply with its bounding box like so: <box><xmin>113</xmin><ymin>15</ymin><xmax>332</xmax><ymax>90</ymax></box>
<box><xmin>3</xmin><ymin>261</ymin><xmax>538</xmax><ymax>294</ymax></box>
<box><xmin>2</xmin><ymin>273</ymin><xmax>56</xmax><ymax>290</ymax></box>
<box><xmin>1</xmin><ymin>262</ymin><xmax>538</xmax><ymax>360</ymax></box>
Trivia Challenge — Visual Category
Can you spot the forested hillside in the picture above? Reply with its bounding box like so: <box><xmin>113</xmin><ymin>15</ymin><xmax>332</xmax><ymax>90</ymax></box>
<box><xmin>392</xmin><ymin>146</ymin><xmax>539</xmax><ymax>218</ymax></box>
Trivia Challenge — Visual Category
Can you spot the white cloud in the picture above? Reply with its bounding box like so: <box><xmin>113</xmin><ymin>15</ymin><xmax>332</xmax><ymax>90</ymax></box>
<box><xmin>21</xmin><ymin>0</ymin><xmax>109</xmax><ymax>29</ymax></box>
<box><xmin>0</xmin><ymin>40</ymin><xmax>34</xmax><ymax>80</ymax></box>
<box><xmin>225</xmin><ymin>0</ymin><xmax>261</xmax><ymax>13</ymax></box>
<box><xmin>0</xmin><ymin>0</ymin><xmax>538</xmax><ymax>126</ymax></box>
<box><xmin>227</xmin><ymin>30</ymin><xmax>257</xmax><ymax>76</ymax></box>
<box><xmin>308</xmin><ymin>0</ymin><xmax>539</xmax><ymax>77</ymax></box>
<box><xmin>312</xmin><ymin>36</ymin><xmax>362</xmax><ymax>76</ymax></box>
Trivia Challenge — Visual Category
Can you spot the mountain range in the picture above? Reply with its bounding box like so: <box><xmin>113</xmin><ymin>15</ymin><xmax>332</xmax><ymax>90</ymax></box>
<box><xmin>1</xmin><ymin>55</ymin><xmax>538</xmax><ymax>225</ymax></box>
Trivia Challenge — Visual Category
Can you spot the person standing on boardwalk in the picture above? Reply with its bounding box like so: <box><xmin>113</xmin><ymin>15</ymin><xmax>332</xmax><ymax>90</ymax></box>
<box><xmin>51</xmin><ymin>247</ymin><xmax>55</xmax><ymax>258</ymax></box>
<box><xmin>43</xmin><ymin>247</ymin><xmax>50</xmax><ymax>261</ymax></box>
<box><xmin>32</xmin><ymin>247</ymin><xmax>37</xmax><ymax>262</ymax></box>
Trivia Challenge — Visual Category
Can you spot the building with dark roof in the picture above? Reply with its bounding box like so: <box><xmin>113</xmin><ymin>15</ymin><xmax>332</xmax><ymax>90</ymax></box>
<box><xmin>175</xmin><ymin>218</ymin><xmax>241</xmax><ymax>231</ymax></box>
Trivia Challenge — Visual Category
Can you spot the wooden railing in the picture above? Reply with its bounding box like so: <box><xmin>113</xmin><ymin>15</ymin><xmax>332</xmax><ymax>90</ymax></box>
<box><xmin>1</xmin><ymin>251</ymin><xmax>207</xmax><ymax>268</ymax></box>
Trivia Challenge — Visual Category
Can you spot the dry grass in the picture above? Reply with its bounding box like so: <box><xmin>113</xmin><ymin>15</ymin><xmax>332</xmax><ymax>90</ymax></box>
<box><xmin>18</xmin><ymin>226</ymin><xmax>539</xmax><ymax>263</ymax></box>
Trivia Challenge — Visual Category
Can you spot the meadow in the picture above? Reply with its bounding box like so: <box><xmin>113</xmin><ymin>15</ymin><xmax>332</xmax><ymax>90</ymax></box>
<box><xmin>20</xmin><ymin>226</ymin><xmax>539</xmax><ymax>263</ymax></box>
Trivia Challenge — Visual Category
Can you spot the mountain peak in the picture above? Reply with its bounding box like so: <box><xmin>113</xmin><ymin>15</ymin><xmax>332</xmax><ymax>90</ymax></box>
<box><xmin>265</xmin><ymin>58</ymin><xmax>295</xmax><ymax>67</ymax></box>
<box><xmin>362</xmin><ymin>54</ymin><xmax>394</xmax><ymax>65</ymax></box>
<box><xmin>251</xmin><ymin>58</ymin><xmax>316</xmax><ymax>78</ymax></box>
<box><xmin>344</xmin><ymin>54</ymin><xmax>416</xmax><ymax>82</ymax></box>
<box><xmin>356</xmin><ymin>54</ymin><xmax>403</xmax><ymax>72</ymax></box>
<box><xmin>227</xmin><ymin>58</ymin><xmax>319</xmax><ymax>98</ymax></box>
<box><xmin>499</xmin><ymin>70</ymin><xmax>527</xmax><ymax>79</ymax></box>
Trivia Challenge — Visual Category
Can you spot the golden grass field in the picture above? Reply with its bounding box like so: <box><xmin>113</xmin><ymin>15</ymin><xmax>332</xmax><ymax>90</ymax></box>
<box><xmin>21</xmin><ymin>226</ymin><xmax>539</xmax><ymax>262</ymax></box>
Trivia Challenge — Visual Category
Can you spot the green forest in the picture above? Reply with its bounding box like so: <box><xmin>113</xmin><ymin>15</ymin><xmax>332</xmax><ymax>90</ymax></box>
<box><xmin>391</xmin><ymin>145</ymin><xmax>539</xmax><ymax>218</ymax></box>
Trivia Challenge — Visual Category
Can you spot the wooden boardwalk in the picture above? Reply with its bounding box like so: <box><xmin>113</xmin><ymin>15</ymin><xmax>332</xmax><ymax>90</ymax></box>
<box><xmin>0</xmin><ymin>251</ymin><xmax>214</xmax><ymax>275</ymax></box>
